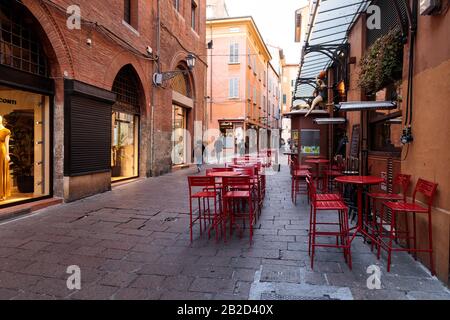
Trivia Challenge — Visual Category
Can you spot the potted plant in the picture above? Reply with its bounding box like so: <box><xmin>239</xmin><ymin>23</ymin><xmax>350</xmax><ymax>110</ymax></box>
<box><xmin>358</xmin><ymin>28</ymin><xmax>404</xmax><ymax>97</ymax></box>
<box><xmin>4</xmin><ymin>112</ymin><xmax>35</xmax><ymax>193</ymax></box>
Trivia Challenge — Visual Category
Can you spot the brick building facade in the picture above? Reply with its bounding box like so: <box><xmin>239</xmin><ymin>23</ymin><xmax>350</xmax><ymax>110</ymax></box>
<box><xmin>0</xmin><ymin>0</ymin><xmax>206</xmax><ymax>209</ymax></box>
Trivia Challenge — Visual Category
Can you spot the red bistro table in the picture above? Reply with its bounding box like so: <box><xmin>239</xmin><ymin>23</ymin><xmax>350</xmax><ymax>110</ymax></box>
<box><xmin>207</xmin><ymin>171</ymin><xmax>243</xmax><ymax>178</ymax></box>
<box><xmin>305</xmin><ymin>159</ymin><xmax>330</xmax><ymax>190</ymax></box>
<box><xmin>334</xmin><ymin>176</ymin><xmax>384</xmax><ymax>243</ymax></box>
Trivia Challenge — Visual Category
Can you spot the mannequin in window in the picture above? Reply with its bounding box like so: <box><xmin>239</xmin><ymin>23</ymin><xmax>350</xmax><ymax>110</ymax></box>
<box><xmin>0</xmin><ymin>115</ymin><xmax>11</xmax><ymax>200</ymax></box>
<box><xmin>305</xmin><ymin>71</ymin><xmax>328</xmax><ymax>118</ymax></box>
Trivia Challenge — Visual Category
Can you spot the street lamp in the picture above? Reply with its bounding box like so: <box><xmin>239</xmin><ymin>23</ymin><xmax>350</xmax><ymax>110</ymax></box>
<box><xmin>153</xmin><ymin>53</ymin><xmax>197</xmax><ymax>86</ymax></box>
<box><xmin>186</xmin><ymin>53</ymin><xmax>196</xmax><ymax>70</ymax></box>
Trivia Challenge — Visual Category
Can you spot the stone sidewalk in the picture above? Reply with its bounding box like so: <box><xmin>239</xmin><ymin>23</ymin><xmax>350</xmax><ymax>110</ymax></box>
<box><xmin>0</xmin><ymin>160</ymin><xmax>449</xmax><ymax>300</ymax></box>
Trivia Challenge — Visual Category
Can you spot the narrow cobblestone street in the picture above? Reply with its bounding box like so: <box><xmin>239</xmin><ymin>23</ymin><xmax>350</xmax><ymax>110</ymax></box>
<box><xmin>0</xmin><ymin>157</ymin><xmax>449</xmax><ymax>300</ymax></box>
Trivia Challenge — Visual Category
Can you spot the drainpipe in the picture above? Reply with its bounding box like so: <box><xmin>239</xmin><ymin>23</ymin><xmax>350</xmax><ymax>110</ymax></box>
<box><xmin>150</xmin><ymin>0</ymin><xmax>161</xmax><ymax>176</ymax></box>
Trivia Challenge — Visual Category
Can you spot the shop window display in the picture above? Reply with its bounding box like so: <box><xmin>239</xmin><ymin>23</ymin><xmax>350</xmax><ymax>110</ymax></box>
<box><xmin>0</xmin><ymin>85</ymin><xmax>50</xmax><ymax>206</ymax></box>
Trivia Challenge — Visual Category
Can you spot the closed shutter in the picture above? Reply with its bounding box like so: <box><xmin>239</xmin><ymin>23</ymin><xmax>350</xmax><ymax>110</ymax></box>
<box><xmin>65</xmin><ymin>95</ymin><xmax>112</xmax><ymax>176</ymax></box>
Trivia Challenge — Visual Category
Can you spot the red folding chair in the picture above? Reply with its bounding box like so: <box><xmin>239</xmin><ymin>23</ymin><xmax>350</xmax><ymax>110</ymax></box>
<box><xmin>222</xmin><ymin>176</ymin><xmax>256</xmax><ymax>244</ymax></box>
<box><xmin>188</xmin><ymin>176</ymin><xmax>221</xmax><ymax>243</ymax></box>
<box><xmin>378</xmin><ymin>178</ymin><xmax>438</xmax><ymax>274</ymax></box>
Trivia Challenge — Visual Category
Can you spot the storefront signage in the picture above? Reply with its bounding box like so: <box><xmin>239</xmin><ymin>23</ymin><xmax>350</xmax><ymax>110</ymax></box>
<box><xmin>220</xmin><ymin>122</ymin><xmax>234</xmax><ymax>129</ymax></box>
<box><xmin>0</xmin><ymin>97</ymin><xmax>17</xmax><ymax>105</ymax></box>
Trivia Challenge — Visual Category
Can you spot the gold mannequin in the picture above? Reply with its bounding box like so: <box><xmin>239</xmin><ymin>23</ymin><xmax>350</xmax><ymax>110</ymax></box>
<box><xmin>0</xmin><ymin>115</ymin><xmax>11</xmax><ymax>200</ymax></box>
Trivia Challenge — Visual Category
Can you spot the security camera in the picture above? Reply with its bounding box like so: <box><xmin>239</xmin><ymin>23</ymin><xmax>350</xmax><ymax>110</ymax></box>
<box><xmin>86</xmin><ymin>38</ymin><xmax>92</xmax><ymax>46</ymax></box>
<box><xmin>146</xmin><ymin>46</ymin><xmax>153</xmax><ymax>55</ymax></box>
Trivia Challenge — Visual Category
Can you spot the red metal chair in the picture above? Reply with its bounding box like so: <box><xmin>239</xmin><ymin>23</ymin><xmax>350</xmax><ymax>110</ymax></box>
<box><xmin>232</xmin><ymin>167</ymin><xmax>262</xmax><ymax>218</ymax></box>
<box><xmin>188</xmin><ymin>176</ymin><xmax>221</xmax><ymax>243</ymax></box>
<box><xmin>306</xmin><ymin>175</ymin><xmax>352</xmax><ymax>270</ymax></box>
<box><xmin>291</xmin><ymin>169</ymin><xmax>310</xmax><ymax>204</ymax></box>
<box><xmin>367</xmin><ymin>174</ymin><xmax>411</xmax><ymax>250</ymax></box>
<box><xmin>306</xmin><ymin>172</ymin><xmax>342</xmax><ymax>203</ymax></box>
<box><xmin>378</xmin><ymin>178</ymin><xmax>438</xmax><ymax>274</ymax></box>
<box><xmin>222</xmin><ymin>176</ymin><xmax>256</xmax><ymax>244</ymax></box>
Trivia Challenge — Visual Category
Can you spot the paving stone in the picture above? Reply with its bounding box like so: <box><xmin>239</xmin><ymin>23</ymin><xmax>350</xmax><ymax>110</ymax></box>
<box><xmin>99</xmin><ymin>272</ymin><xmax>138</xmax><ymax>288</ymax></box>
<box><xmin>69</xmin><ymin>284</ymin><xmax>119</xmax><ymax>300</ymax></box>
<box><xmin>129</xmin><ymin>275</ymin><xmax>165</xmax><ymax>290</ymax></box>
<box><xmin>0</xmin><ymin>258</ymin><xmax>34</xmax><ymax>273</ymax></box>
<box><xmin>29</xmin><ymin>278</ymin><xmax>74</xmax><ymax>298</ymax></box>
<box><xmin>0</xmin><ymin>271</ymin><xmax>40</xmax><ymax>290</ymax></box>
<box><xmin>189</xmin><ymin>278</ymin><xmax>236</xmax><ymax>294</ymax></box>
<box><xmin>160</xmin><ymin>290</ymin><xmax>213</xmax><ymax>300</ymax></box>
<box><xmin>162</xmin><ymin>275</ymin><xmax>195</xmax><ymax>291</ymax></box>
<box><xmin>0</xmin><ymin>158</ymin><xmax>448</xmax><ymax>300</ymax></box>
<box><xmin>0</xmin><ymin>288</ymin><xmax>19</xmax><ymax>299</ymax></box>
<box><xmin>138</xmin><ymin>263</ymin><xmax>183</xmax><ymax>276</ymax></box>
<box><xmin>20</xmin><ymin>261</ymin><xmax>67</xmax><ymax>279</ymax></box>
<box><xmin>112</xmin><ymin>287</ymin><xmax>152</xmax><ymax>300</ymax></box>
<box><xmin>260</xmin><ymin>265</ymin><xmax>301</xmax><ymax>283</ymax></box>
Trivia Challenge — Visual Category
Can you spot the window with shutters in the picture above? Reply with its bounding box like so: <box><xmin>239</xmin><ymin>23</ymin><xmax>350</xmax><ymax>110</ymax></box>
<box><xmin>229</xmin><ymin>42</ymin><xmax>239</xmax><ymax>64</ymax></box>
<box><xmin>253</xmin><ymin>87</ymin><xmax>257</xmax><ymax>105</ymax></box>
<box><xmin>229</xmin><ymin>78</ymin><xmax>239</xmax><ymax>98</ymax></box>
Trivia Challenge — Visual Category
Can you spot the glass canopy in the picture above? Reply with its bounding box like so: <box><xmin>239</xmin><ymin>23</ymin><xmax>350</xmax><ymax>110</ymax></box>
<box><xmin>293</xmin><ymin>0</ymin><xmax>371</xmax><ymax>105</ymax></box>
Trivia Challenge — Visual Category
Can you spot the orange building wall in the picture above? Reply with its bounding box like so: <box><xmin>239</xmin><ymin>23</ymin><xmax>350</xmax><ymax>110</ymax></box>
<box><xmin>206</xmin><ymin>18</ymin><xmax>275</xmax><ymax>134</ymax></box>
<box><xmin>345</xmin><ymin>10</ymin><xmax>450</xmax><ymax>283</ymax></box>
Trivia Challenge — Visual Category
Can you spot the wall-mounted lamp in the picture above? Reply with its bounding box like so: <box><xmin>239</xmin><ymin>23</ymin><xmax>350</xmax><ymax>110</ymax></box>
<box><xmin>153</xmin><ymin>53</ymin><xmax>196</xmax><ymax>86</ymax></box>
<box><xmin>337</xmin><ymin>80</ymin><xmax>346</xmax><ymax>97</ymax></box>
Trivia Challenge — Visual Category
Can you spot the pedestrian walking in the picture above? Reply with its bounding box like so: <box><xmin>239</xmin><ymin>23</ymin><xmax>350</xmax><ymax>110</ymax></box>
<box><xmin>193</xmin><ymin>140</ymin><xmax>204</xmax><ymax>172</ymax></box>
<box><xmin>214</xmin><ymin>134</ymin><xmax>224</xmax><ymax>164</ymax></box>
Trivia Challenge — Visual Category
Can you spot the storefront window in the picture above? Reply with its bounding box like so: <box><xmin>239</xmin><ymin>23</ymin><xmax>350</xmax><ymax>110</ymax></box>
<box><xmin>0</xmin><ymin>85</ymin><xmax>50</xmax><ymax>206</ymax></box>
<box><xmin>301</xmin><ymin>129</ymin><xmax>320</xmax><ymax>155</ymax></box>
<box><xmin>172</xmin><ymin>105</ymin><xmax>187</xmax><ymax>165</ymax></box>
<box><xmin>111</xmin><ymin>112</ymin><xmax>138</xmax><ymax>181</ymax></box>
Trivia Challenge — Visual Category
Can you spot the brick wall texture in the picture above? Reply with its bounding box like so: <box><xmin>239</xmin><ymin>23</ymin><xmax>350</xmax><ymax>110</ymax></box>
<box><xmin>18</xmin><ymin>0</ymin><xmax>207</xmax><ymax>197</ymax></box>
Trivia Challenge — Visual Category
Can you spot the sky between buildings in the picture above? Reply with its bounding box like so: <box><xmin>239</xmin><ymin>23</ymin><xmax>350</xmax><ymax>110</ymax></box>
<box><xmin>226</xmin><ymin>0</ymin><xmax>309</xmax><ymax>64</ymax></box>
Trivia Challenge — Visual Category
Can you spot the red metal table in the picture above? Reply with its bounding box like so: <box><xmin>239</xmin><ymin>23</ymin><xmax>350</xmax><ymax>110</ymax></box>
<box><xmin>335</xmin><ymin>176</ymin><xmax>384</xmax><ymax>243</ymax></box>
<box><xmin>207</xmin><ymin>172</ymin><xmax>243</xmax><ymax>178</ymax></box>
<box><xmin>305</xmin><ymin>159</ymin><xmax>330</xmax><ymax>190</ymax></box>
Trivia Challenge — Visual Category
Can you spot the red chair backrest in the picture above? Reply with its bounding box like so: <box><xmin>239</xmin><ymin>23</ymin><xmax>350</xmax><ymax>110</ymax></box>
<box><xmin>413</xmin><ymin>178</ymin><xmax>438</xmax><ymax>209</ymax></box>
<box><xmin>222</xmin><ymin>176</ymin><xmax>251</xmax><ymax>189</ymax></box>
<box><xmin>188</xmin><ymin>176</ymin><xmax>215</xmax><ymax>188</ymax></box>
<box><xmin>188</xmin><ymin>176</ymin><xmax>216</xmax><ymax>197</ymax></box>
<box><xmin>393</xmin><ymin>174</ymin><xmax>411</xmax><ymax>199</ymax></box>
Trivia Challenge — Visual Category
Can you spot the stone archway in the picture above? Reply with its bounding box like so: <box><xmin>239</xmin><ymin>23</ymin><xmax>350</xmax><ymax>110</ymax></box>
<box><xmin>110</xmin><ymin>65</ymin><xmax>145</xmax><ymax>182</ymax></box>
